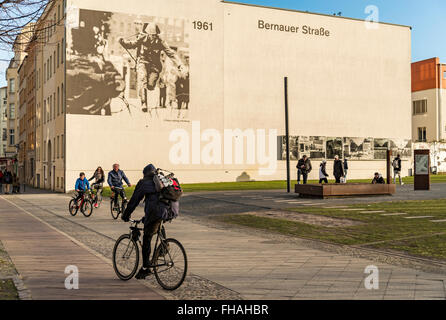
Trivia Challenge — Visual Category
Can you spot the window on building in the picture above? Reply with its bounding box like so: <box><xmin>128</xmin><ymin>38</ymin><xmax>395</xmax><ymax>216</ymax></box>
<box><xmin>57</xmin><ymin>43</ymin><xmax>60</xmax><ymax>68</ymax></box>
<box><xmin>418</xmin><ymin>127</ymin><xmax>427</xmax><ymax>142</ymax></box>
<box><xmin>47</xmin><ymin>98</ymin><xmax>50</xmax><ymax>121</ymax></box>
<box><xmin>61</xmin><ymin>39</ymin><xmax>64</xmax><ymax>64</ymax></box>
<box><xmin>50</xmin><ymin>55</ymin><xmax>52</xmax><ymax>78</ymax></box>
<box><xmin>61</xmin><ymin>83</ymin><xmax>64</xmax><ymax>113</ymax></box>
<box><xmin>50</xmin><ymin>95</ymin><xmax>53</xmax><ymax>121</ymax></box>
<box><xmin>57</xmin><ymin>87</ymin><xmax>60</xmax><ymax>115</ymax></box>
<box><xmin>47</xmin><ymin>60</ymin><xmax>49</xmax><ymax>80</ymax></box>
<box><xmin>9</xmin><ymin>129</ymin><xmax>14</xmax><ymax>145</ymax></box>
<box><xmin>57</xmin><ymin>136</ymin><xmax>60</xmax><ymax>158</ymax></box>
<box><xmin>58</xmin><ymin>5</ymin><xmax>61</xmax><ymax>22</ymax></box>
<box><xmin>413</xmin><ymin>99</ymin><xmax>427</xmax><ymax>115</ymax></box>
<box><xmin>9</xmin><ymin>79</ymin><xmax>15</xmax><ymax>93</ymax></box>
<box><xmin>9</xmin><ymin>103</ymin><xmax>15</xmax><ymax>119</ymax></box>
<box><xmin>53</xmin><ymin>51</ymin><xmax>56</xmax><ymax>71</ymax></box>
<box><xmin>57</xmin><ymin>177</ymin><xmax>59</xmax><ymax>188</ymax></box>
<box><xmin>2</xmin><ymin>129</ymin><xmax>6</xmax><ymax>141</ymax></box>
<box><xmin>53</xmin><ymin>94</ymin><xmax>56</xmax><ymax>119</ymax></box>
<box><xmin>61</xmin><ymin>134</ymin><xmax>64</xmax><ymax>158</ymax></box>
<box><xmin>54</xmin><ymin>13</ymin><xmax>57</xmax><ymax>32</ymax></box>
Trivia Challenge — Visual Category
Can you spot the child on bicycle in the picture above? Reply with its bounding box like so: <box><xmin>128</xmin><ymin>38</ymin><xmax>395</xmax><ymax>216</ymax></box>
<box><xmin>75</xmin><ymin>172</ymin><xmax>90</xmax><ymax>202</ymax></box>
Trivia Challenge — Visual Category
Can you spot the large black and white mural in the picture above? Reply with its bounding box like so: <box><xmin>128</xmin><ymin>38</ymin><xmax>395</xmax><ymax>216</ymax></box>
<box><xmin>278</xmin><ymin>136</ymin><xmax>412</xmax><ymax>161</ymax></box>
<box><xmin>67</xmin><ymin>9</ymin><xmax>190</xmax><ymax>121</ymax></box>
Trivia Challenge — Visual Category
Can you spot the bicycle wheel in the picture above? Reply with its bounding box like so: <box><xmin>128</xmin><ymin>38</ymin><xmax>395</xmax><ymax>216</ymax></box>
<box><xmin>110</xmin><ymin>198</ymin><xmax>119</xmax><ymax>220</ymax></box>
<box><xmin>81</xmin><ymin>199</ymin><xmax>93</xmax><ymax>217</ymax></box>
<box><xmin>153</xmin><ymin>238</ymin><xmax>187</xmax><ymax>290</ymax></box>
<box><xmin>69</xmin><ymin>199</ymin><xmax>79</xmax><ymax>216</ymax></box>
<box><xmin>113</xmin><ymin>234</ymin><xmax>139</xmax><ymax>281</ymax></box>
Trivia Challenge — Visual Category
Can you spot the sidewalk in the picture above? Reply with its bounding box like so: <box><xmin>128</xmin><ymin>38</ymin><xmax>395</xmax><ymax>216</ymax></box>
<box><xmin>0</xmin><ymin>196</ymin><xmax>164</xmax><ymax>300</ymax></box>
<box><xmin>2</xmin><ymin>192</ymin><xmax>446</xmax><ymax>300</ymax></box>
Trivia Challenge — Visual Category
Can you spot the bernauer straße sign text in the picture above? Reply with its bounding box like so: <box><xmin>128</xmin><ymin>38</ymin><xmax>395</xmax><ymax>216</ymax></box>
<box><xmin>258</xmin><ymin>19</ymin><xmax>331</xmax><ymax>36</ymax></box>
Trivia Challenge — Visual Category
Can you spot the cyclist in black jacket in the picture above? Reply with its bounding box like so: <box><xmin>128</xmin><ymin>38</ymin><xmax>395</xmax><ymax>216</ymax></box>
<box><xmin>122</xmin><ymin>164</ymin><xmax>162</xmax><ymax>279</ymax></box>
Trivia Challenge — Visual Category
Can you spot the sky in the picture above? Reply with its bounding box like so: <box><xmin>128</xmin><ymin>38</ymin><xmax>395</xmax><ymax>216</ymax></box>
<box><xmin>1</xmin><ymin>0</ymin><xmax>445</xmax><ymax>86</ymax></box>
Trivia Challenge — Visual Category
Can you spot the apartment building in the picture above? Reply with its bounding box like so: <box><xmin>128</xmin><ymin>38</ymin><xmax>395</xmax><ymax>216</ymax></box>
<box><xmin>412</xmin><ymin>58</ymin><xmax>446</xmax><ymax>143</ymax></box>
<box><xmin>0</xmin><ymin>87</ymin><xmax>7</xmax><ymax>157</ymax></box>
<box><xmin>32</xmin><ymin>0</ymin><xmax>66</xmax><ymax>190</ymax></box>
<box><xmin>10</xmin><ymin>0</ymin><xmax>413</xmax><ymax>190</ymax></box>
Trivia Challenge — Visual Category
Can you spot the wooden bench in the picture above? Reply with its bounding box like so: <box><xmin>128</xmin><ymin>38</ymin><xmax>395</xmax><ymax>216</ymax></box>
<box><xmin>295</xmin><ymin>183</ymin><xmax>396</xmax><ymax>199</ymax></box>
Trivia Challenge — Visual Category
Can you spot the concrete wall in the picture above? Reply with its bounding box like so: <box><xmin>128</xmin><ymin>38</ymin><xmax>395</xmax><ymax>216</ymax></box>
<box><xmin>63</xmin><ymin>0</ymin><xmax>412</xmax><ymax>189</ymax></box>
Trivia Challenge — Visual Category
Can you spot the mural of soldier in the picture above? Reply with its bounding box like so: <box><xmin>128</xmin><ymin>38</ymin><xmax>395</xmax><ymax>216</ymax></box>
<box><xmin>67</xmin><ymin>10</ymin><xmax>127</xmax><ymax>116</ymax></box>
<box><xmin>118</xmin><ymin>22</ymin><xmax>186</xmax><ymax>113</ymax></box>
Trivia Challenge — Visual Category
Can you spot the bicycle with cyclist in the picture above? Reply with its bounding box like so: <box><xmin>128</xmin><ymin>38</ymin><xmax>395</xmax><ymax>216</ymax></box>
<box><xmin>69</xmin><ymin>172</ymin><xmax>93</xmax><ymax>217</ymax></box>
<box><xmin>121</xmin><ymin>164</ymin><xmax>170</xmax><ymax>280</ymax></box>
<box><xmin>108</xmin><ymin>163</ymin><xmax>132</xmax><ymax>219</ymax></box>
<box><xmin>89</xmin><ymin>166</ymin><xmax>105</xmax><ymax>208</ymax></box>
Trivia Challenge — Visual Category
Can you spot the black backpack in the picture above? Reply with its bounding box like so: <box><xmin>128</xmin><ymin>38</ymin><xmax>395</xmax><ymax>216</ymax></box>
<box><xmin>157</xmin><ymin>199</ymin><xmax>180</xmax><ymax>222</ymax></box>
<box><xmin>153</xmin><ymin>169</ymin><xmax>183</xmax><ymax>221</ymax></box>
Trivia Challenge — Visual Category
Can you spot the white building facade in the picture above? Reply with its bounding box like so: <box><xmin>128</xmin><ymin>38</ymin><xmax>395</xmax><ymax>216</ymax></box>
<box><xmin>46</xmin><ymin>0</ymin><xmax>413</xmax><ymax>190</ymax></box>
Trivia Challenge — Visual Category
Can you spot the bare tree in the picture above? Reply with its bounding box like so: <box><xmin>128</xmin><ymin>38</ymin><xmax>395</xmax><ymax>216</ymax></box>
<box><xmin>0</xmin><ymin>0</ymin><xmax>53</xmax><ymax>51</ymax></box>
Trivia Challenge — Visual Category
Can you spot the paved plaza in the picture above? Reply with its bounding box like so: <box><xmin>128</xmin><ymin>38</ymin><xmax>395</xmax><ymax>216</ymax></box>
<box><xmin>0</xmin><ymin>185</ymin><xmax>445</xmax><ymax>300</ymax></box>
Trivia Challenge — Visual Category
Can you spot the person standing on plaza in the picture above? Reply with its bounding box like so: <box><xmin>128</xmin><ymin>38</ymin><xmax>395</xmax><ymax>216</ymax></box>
<box><xmin>296</xmin><ymin>155</ymin><xmax>312</xmax><ymax>185</ymax></box>
<box><xmin>12</xmin><ymin>173</ymin><xmax>19</xmax><ymax>193</ymax></box>
<box><xmin>392</xmin><ymin>154</ymin><xmax>404</xmax><ymax>185</ymax></box>
<box><xmin>343</xmin><ymin>158</ymin><xmax>349</xmax><ymax>182</ymax></box>
<box><xmin>319</xmin><ymin>160</ymin><xmax>329</xmax><ymax>184</ymax></box>
<box><xmin>0</xmin><ymin>169</ymin><xmax>3</xmax><ymax>194</ymax></box>
<box><xmin>3</xmin><ymin>169</ymin><xmax>12</xmax><ymax>194</ymax></box>
<box><xmin>333</xmin><ymin>155</ymin><xmax>344</xmax><ymax>184</ymax></box>
<box><xmin>296</xmin><ymin>156</ymin><xmax>304</xmax><ymax>184</ymax></box>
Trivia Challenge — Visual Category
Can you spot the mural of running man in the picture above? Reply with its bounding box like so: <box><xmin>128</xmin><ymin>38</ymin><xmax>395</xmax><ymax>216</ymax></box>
<box><xmin>118</xmin><ymin>22</ymin><xmax>186</xmax><ymax>113</ymax></box>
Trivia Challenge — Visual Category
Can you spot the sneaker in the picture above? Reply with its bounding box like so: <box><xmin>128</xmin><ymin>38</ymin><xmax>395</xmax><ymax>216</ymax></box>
<box><xmin>135</xmin><ymin>267</ymin><xmax>152</xmax><ymax>279</ymax></box>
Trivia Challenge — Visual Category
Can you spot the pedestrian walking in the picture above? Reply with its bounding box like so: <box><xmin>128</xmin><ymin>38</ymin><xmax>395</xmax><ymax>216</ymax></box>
<box><xmin>333</xmin><ymin>155</ymin><xmax>344</xmax><ymax>184</ymax></box>
<box><xmin>319</xmin><ymin>160</ymin><xmax>329</xmax><ymax>184</ymax></box>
